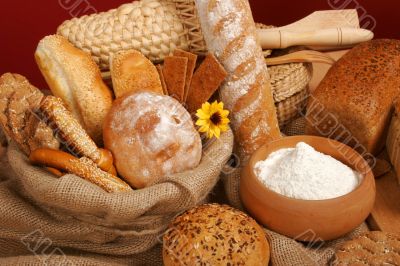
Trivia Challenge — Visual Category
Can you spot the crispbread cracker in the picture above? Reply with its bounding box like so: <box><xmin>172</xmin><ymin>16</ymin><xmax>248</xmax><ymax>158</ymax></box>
<box><xmin>334</xmin><ymin>231</ymin><xmax>400</xmax><ymax>265</ymax></box>
<box><xmin>156</xmin><ymin>65</ymin><xmax>168</xmax><ymax>95</ymax></box>
<box><xmin>173</xmin><ymin>49</ymin><xmax>197</xmax><ymax>102</ymax></box>
<box><xmin>162</xmin><ymin>56</ymin><xmax>188</xmax><ymax>102</ymax></box>
<box><xmin>186</xmin><ymin>53</ymin><xmax>227</xmax><ymax>113</ymax></box>
<box><xmin>110</xmin><ymin>49</ymin><xmax>163</xmax><ymax>98</ymax></box>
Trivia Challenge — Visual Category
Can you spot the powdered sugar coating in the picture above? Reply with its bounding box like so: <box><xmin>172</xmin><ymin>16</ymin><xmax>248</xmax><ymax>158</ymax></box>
<box><xmin>104</xmin><ymin>92</ymin><xmax>202</xmax><ymax>189</ymax></box>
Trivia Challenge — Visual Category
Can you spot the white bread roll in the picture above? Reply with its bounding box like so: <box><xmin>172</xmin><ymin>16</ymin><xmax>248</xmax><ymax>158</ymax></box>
<box><xmin>195</xmin><ymin>0</ymin><xmax>281</xmax><ymax>161</ymax></box>
<box><xmin>35</xmin><ymin>35</ymin><xmax>113</xmax><ymax>145</ymax></box>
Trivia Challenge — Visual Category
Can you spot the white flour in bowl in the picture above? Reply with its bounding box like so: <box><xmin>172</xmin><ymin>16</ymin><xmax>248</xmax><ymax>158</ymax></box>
<box><xmin>254</xmin><ymin>142</ymin><xmax>361</xmax><ymax>200</ymax></box>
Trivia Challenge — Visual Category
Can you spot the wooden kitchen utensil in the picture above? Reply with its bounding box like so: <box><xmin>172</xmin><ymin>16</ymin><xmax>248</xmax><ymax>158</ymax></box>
<box><xmin>265</xmin><ymin>50</ymin><xmax>336</xmax><ymax>66</ymax></box>
<box><xmin>258</xmin><ymin>28</ymin><xmax>374</xmax><ymax>50</ymax></box>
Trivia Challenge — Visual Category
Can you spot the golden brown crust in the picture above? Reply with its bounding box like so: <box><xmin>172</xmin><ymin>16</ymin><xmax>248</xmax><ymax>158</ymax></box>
<box><xmin>37</xmin><ymin>96</ymin><xmax>115</xmax><ymax>174</ymax></box>
<box><xmin>195</xmin><ymin>0</ymin><xmax>281</xmax><ymax>161</ymax></box>
<box><xmin>35</xmin><ymin>35</ymin><xmax>113</xmax><ymax>145</ymax></box>
<box><xmin>163</xmin><ymin>204</ymin><xmax>270</xmax><ymax>266</ymax></box>
<box><xmin>156</xmin><ymin>65</ymin><xmax>168</xmax><ymax>95</ymax></box>
<box><xmin>162</xmin><ymin>56</ymin><xmax>188</xmax><ymax>102</ymax></box>
<box><xmin>29</xmin><ymin>148</ymin><xmax>132</xmax><ymax>193</ymax></box>
<box><xmin>334</xmin><ymin>231</ymin><xmax>400</xmax><ymax>265</ymax></box>
<box><xmin>306</xmin><ymin>39</ymin><xmax>400</xmax><ymax>155</ymax></box>
<box><xmin>110</xmin><ymin>49</ymin><xmax>163</xmax><ymax>98</ymax></box>
<box><xmin>0</xmin><ymin>73</ymin><xmax>59</xmax><ymax>155</ymax></box>
<box><xmin>186</xmin><ymin>53</ymin><xmax>227</xmax><ymax>113</ymax></box>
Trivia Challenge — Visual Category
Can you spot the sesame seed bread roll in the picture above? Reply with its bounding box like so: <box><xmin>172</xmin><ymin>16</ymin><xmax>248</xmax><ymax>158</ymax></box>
<box><xmin>163</xmin><ymin>204</ymin><xmax>270</xmax><ymax>265</ymax></box>
<box><xmin>195</xmin><ymin>0</ymin><xmax>281</xmax><ymax>161</ymax></box>
<box><xmin>35</xmin><ymin>35</ymin><xmax>113</xmax><ymax>145</ymax></box>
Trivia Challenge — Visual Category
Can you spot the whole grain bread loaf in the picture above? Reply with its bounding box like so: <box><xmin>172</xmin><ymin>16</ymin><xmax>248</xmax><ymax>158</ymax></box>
<box><xmin>306</xmin><ymin>39</ymin><xmax>400</xmax><ymax>156</ymax></box>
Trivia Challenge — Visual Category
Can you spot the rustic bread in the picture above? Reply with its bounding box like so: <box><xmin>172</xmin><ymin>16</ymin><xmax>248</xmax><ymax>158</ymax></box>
<box><xmin>306</xmin><ymin>39</ymin><xmax>400</xmax><ymax>156</ymax></box>
<box><xmin>103</xmin><ymin>91</ymin><xmax>202</xmax><ymax>189</ymax></box>
<box><xmin>195</xmin><ymin>0</ymin><xmax>281</xmax><ymax>161</ymax></box>
<box><xmin>110</xmin><ymin>49</ymin><xmax>163</xmax><ymax>98</ymax></box>
<box><xmin>163</xmin><ymin>204</ymin><xmax>270</xmax><ymax>266</ymax></box>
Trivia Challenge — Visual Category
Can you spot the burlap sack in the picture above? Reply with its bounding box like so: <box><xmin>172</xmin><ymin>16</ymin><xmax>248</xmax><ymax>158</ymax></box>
<box><xmin>221</xmin><ymin>118</ymin><xmax>370</xmax><ymax>266</ymax></box>
<box><xmin>0</xmin><ymin>128</ymin><xmax>234</xmax><ymax>264</ymax></box>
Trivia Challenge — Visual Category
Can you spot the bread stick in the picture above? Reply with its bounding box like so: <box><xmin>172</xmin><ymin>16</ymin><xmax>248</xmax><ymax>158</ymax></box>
<box><xmin>29</xmin><ymin>148</ymin><xmax>132</xmax><ymax>193</ymax></box>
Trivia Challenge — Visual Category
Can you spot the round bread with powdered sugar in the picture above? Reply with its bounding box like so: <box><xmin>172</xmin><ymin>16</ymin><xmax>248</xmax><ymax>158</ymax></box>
<box><xmin>103</xmin><ymin>91</ymin><xmax>202</xmax><ymax>189</ymax></box>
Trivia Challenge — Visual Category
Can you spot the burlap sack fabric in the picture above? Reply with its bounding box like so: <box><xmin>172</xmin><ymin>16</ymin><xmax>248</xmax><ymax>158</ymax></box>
<box><xmin>0</xmin><ymin>118</ymin><xmax>370</xmax><ymax>265</ymax></box>
<box><xmin>0</xmin><ymin>128</ymin><xmax>233</xmax><ymax>265</ymax></box>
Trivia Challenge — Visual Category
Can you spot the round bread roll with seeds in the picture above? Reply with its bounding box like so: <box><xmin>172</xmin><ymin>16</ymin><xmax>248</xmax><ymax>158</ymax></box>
<box><xmin>103</xmin><ymin>91</ymin><xmax>202</xmax><ymax>189</ymax></box>
<box><xmin>163</xmin><ymin>204</ymin><xmax>270</xmax><ymax>266</ymax></box>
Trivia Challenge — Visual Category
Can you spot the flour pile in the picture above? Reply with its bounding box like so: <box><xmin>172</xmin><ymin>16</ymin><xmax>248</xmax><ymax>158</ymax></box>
<box><xmin>254</xmin><ymin>142</ymin><xmax>361</xmax><ymax>200</ymax></box>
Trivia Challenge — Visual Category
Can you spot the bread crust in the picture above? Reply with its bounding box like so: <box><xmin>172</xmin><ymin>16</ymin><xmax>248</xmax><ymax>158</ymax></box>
<box><xmin>195</xmin><ymin>0</ymin><xmax>281</xmax><ymax>161</ymax></box>
<box><xmin>35</xmin><ymin>35</ymin><xmax>113</xmax><ymax>145</ymax></box>
<box><xmin>306</xmin><ymin>39</ymin><xmax>400</xmax><ymax>155</ymax></box>
<box><xmin>163</xmin><ymin>204</ymin><xmax>270</xmax><ymax>265</ymax></box>
<box><xmin>103</xmin><ymin>92</ymin><xmax>202</xmax><ymax>189</ymax></box>
<box><xmin>110</xmin><ymin>49</ymin><xmax>163</xmax><ymax>98</ymax></box>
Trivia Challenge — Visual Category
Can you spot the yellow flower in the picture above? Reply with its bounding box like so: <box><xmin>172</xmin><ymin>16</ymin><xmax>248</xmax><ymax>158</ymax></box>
<box><xmin>195</xmin><ymin>100</ymin><xmax>230</xmax><ymax>139</ymax></box>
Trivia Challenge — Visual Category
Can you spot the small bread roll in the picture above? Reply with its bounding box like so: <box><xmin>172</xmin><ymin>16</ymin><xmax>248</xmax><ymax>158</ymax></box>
<box><xmin>110</xmin><ymin>49</ymin><xmax>163</xmax><ymax>98</ymax></box>
<box><xmin>35</xmin><ymin>35</ymin><xmax>113</xmax><ymax>145</ymax></box>
<box><xmin>103</xmin><ymin>91</ymin><xmax>202</xmax><ymax>188</ymax></box>
<box><xmin>163</xmin><ymin>204</ymin><xmax>270</xmax><ymax>266</ymax></box>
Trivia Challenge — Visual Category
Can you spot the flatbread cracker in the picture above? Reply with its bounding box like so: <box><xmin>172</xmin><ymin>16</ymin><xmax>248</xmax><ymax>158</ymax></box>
<box><xmin>186</xmin><ymin>54</ymin><xmax>227</xmax><ymax>113</ymax></box>
<box><xmin>156</xmin><ymin>65</ymin><xmax>168</xmax><ymax>95</ymax></box>
<box><xmin>162</xmin><ymin>56</ymin><xmax>188</xmax><ymax>102</ymax></box>
<box><xmin>173</xmin><ymin>49</ymin><xmax>197</xmax><ymax>102</ymax></box>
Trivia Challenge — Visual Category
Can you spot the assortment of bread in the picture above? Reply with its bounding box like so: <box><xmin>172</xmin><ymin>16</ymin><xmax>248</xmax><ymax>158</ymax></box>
<box><xmin>2</xmin><ymin>29</ymin><xmax>226</xmax><ymax>193</ymax></box>
<box><xmin>35</xmin><ymin>35</ymin><xmax>113</xmax><ymax>145</ymax></box>
<box><xmin>2</xmin><ymin>0</ymin><xmax>400</xmax><ymax>264</ymax></box>
<box><xmin>163</xmin><ymin>203</ymin><xmax>270</xmax><ymax>265</ymax></box>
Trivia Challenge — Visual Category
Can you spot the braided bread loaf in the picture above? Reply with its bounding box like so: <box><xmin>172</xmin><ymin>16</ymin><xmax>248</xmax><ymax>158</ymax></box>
<box><xmin>57</xmin><ymin>0</ymin><xmax>192</xmax><ymax>70</ymax></box>
<box><xmin>195</xmin><ymin>0</ymin><xmax>281</xmax><ymax>161</ymax></box>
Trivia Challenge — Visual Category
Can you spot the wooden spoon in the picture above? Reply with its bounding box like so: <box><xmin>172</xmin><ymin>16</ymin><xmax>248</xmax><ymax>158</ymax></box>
<box><xmin>265</xmin><ymin>50</ymin><xmax>336</xmax><ymax>66</ymax></box>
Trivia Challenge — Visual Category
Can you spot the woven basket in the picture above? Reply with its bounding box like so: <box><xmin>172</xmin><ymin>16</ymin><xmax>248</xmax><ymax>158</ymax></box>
<box><xmin>275</xmin><ymin>86</ymin><xmax>310</xmax><ymax>127</ymax></box>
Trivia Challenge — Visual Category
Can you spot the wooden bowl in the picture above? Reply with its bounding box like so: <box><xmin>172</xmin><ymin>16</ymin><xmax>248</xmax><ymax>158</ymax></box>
<box><xmin>240</xmin><ymin>135</ymin><xmax>376</xmax><ymax>241</ymax></box>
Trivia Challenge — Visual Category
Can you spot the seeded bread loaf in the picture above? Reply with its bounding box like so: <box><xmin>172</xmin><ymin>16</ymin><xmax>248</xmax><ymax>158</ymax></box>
<box><xmin>163</xmin><ymin>204</ymin><xmax>270</xmax><ymax>265</ymax></box>
<box><xmin>195</xmin><ymin>0</ymin><xmax>281</xmax><ymax>161</ymax></box>
<box><xmin>306</xmin><ymin>39</ymin><xmax>400</xmax><ymax>156</ymax></box>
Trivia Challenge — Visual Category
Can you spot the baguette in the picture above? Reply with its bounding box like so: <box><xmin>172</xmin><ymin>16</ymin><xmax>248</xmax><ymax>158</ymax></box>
<box><xmin>195</xmin><ymin>0</ymin><xmax>281</xmax><ymax>161</ymax></box>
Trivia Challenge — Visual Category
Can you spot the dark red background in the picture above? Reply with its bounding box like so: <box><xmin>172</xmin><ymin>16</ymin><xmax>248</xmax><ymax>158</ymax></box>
<box><xmin>1</xmin><ymin>0</ymin><xmax>398</xmax><ymax>89</ymax></box>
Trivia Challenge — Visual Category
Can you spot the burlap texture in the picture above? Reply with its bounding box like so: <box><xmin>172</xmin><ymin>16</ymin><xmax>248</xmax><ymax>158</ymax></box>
<box><xmin>0</xmin><ymin>128</ymin><xmax>234</xmax><ymax>264</ymax></box>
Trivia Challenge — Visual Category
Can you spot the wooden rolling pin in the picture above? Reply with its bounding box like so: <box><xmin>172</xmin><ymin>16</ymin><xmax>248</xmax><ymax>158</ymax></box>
<box><xmin>258</xmin><ymin>28</ymin><xmax>374</xmax><ymax>50</ymax></box>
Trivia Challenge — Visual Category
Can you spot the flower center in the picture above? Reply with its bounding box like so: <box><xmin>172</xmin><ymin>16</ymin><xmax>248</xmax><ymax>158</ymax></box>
<box><xmin>210</xmin><ymin>112</ymin><xmax>222</xmax><ymax>125</ymax></box>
